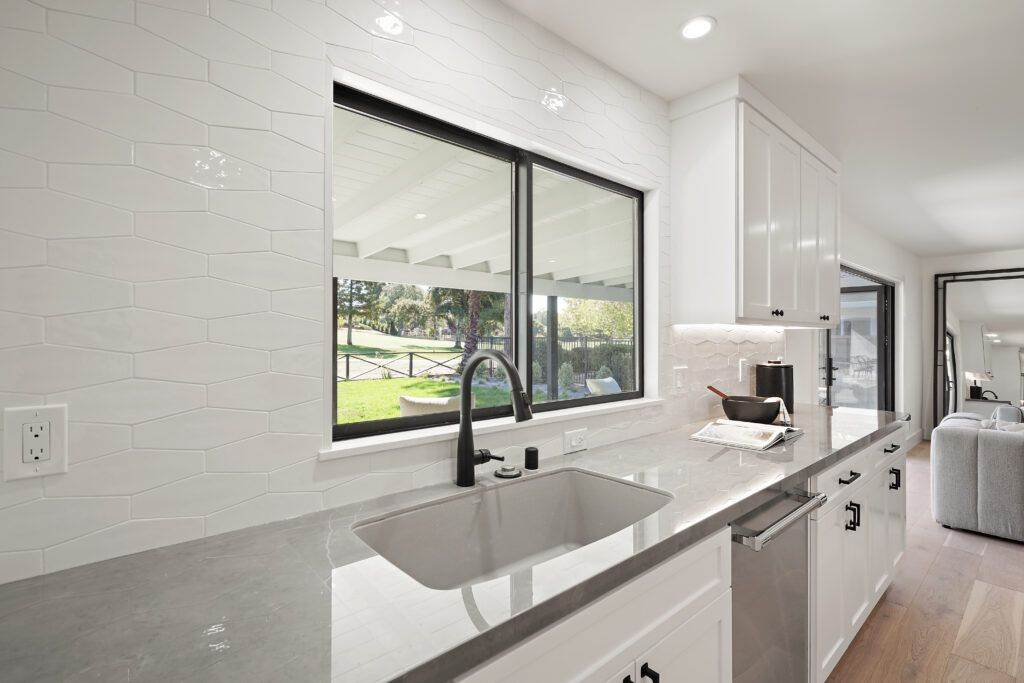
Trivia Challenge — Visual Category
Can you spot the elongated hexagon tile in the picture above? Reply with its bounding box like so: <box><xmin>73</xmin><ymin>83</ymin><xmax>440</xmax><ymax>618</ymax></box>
<box><xmin>206</xmin><ymin>432</ymin><xmax>322</xmax><ymax>472</ymax></box>
<box><xmin>0</xmin><ymin>68</ymin><xmax>46</xmax><ymax>109</ymax></box>
<box><xmin>324</xmin><ymin>472</ymin><xmax>413</xmax><ymax>508</ymax></box>
<box><xmin>0</xmin><ymin>189</ymin><xmax>132</xmax><ymax>239</ymax></box>
<box><xmin>269</xmin><ymin>454</ymin><xmax>369</xmax><ymax>493</ymax></box>
<box><xmin>270</xmin><ymin>344</ymin><xmax>322</xmax><ymax>377</ymax></box>
<box><xmin>0</xmin><ymin>267</ymin><xmax>131</xmax><ymax>315</ymax></box>
<box><xmin>271</xmin><ymin>286</ymin><xmax>323</xmax><ymax>320</ymax></box>
<box><xmin>0</xmin><ymin>230</ymin><xmax>45</xmax><ymax>268</ymax></box>
<box><xmin>135</xmin><ymin>278</ymin><xmax>269</xmax><ymax>318</ymax></box>
<box><xmin>271</xmin><ymin>54</ymin><xmax>326</xmax><ymax>97</ymax></box>
<box><xmin>271</xmin><ymin>230</ymin><xmax>323</xmax><ymax>264</ymax></box>
<box><xmin>0</xmin><ymin>311</ymin><xmax>42</xmax><ymax>349</ymax></box>
<box><xmin>0</xmin><ymin>149</ymin><xmax>45</xmax><ymax>188</ymax></box>
<box><xmin>136</xmin><ymin>3</ymin><xmax>270</xmax><ymax>67</ymax></box>
<box><xmin>132</xmin><ymin>472</ymin><xmax>267</xmax><ymax>518</ymax></box>
<box><xmin>208</xmin><ymin>373</ymin><xmax>320</xmax><ymax>410</ymax></box>
<box><xmin>208</xmin><ymin>312</ymin><xmax>321</xmax><ymax>350</ymax></box>
<box><xmin>32</xmin><ymin>0</ymin><xmax>134</xmax><ymax>22</ymax></box>
<box><xmin>0</xmin><ymin>27</ymin><xmax>132</xmax><ymax>92</ymax></box>
<box><xmin>133</xmin><ymin>408</ymin><xmax>268</xmax><ymax>450</ymax></box>
<box><xmin>210</xmin><ymin>190</ymin><xmax>323</xmax><ymax>229</ymax></box>
<box><xmin>137</xmin><ymin>73</ymin><xmax>271</xmax><ymax>129</ymax></box>
<box><xmin>48</xmin><ymin>11</ymin><xmax>206</xmax><ymax>80</ymax></box>
<box><xmin>212</xmin><ymin>0</ymin><xmax>322</xmax><ymax>58</ymax></box>
<box><xmin>0</xmin><ymin>110</ymin><xmax>131</xmax><ymax>163</ymax></box>
<box><xmin>135</xmin><ymin>143</ymin><xmax>270</xmax><ymax>190</ymax></box>
<box><xmin>329</xmin><ymin>0</ymin><xmax>413</xmax><ymax>45</ymax></box>
<box><xmin>0</xmin><ymin>498</ymin><xmax>130</xmax><ymax>552</ymax></box>
<box><xmin>68</xmin><ymin>423</ymin><xmax>132</xmax><ymax>464</ymax></box>
<box><xmin>48</xmin><ymin>88</ymin><xmax>206</xmax><ymax>145</ymax></box>
<box><xmin>210</xmin><ymin>252</ymin><xmax>321</xmax><ymax>290</ymax></box>
<box><xmin>0</xmin><ymin>464</ymin><xmax>42</xmax><ymax>510</ymax></box>
<box><xmin>48</xmin><ymin>379</ymin><xmax>205</xmax><ymax>424</ymax></box>
<box><xmin>270</xmin><ymin>399</ymin><xmax>322</xmax><ymax>433</ymax></box>
<box><xmin>141</xmin><ymin>0</ymin><xmax>207</xmax><ymax>14</ymax></box>
<box><xmin>271</xmin><ymin>171</ymin><xmax>323</xmax><ymax>208</ymax></box>
<box><xmin>210</xmin><ymin>61</ymin><xmax>322</xmax><ymax>115</ymax></box>
<box><xmin>43</xmin><ymin>518</ymin><xmax>204</xmax><ymax>574</ymax></box>
<box><xmin>135</xmin><ymin>212</ymin><xmax>271</xmax><ymax>254</ymax></box>
<box><xmin>45</xmin><ymin>449</ymin><xmax>204</xmax><ymax>498</ymax></box>
<box><xmin>46</xmin><ymin>309</ymin><xmax>206</xmax><ymax>353</ymax></box>
<box><xmin>209</xmin><ymin>127</ymin><xmax>322</xmax><ymax>172</ymax></box>
<box><xmin>0</xmin><ymin>345</ymin><xmax>130</xmax><ymax>393</ymax></box>
<box><xmin>0</xmin><ymin>0</ymin><xmax>45</xmax><ymax>31</ymax></box>
<box><xmin>0</xmin><ymin>551</ymin><xmax>42</xmax><ymax>585</ymax></box>
<box><xmin>205</xmin><ymin>492</ymin><xmax>321</xmax><ymax>536</ymax></box>
<box><xmin>47</xmin><ymin>237</ymin><xmax>206</xmax><ymax>282</ymax></box>
<box><xmin>135</xmin><ymin>343</ymin><xmax>269</xmax><ymax>384</ymax></box>
<box><xmin>49</xmin><ymin>165</ymin><xmax>206</xmax><ymax>212</ymax></box>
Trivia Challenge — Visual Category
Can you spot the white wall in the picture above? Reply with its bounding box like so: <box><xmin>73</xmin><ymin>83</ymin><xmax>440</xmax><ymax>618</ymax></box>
<box><xmin>989</xmin><ymin>345</ymin><xmax>1022</xmax><ymax>404</ymax></box>
<box><xmin>921</xmin><ymin>247</ymin><xmax>1024</xmax><ymax>433</ymax></box>
<box><xmin>0</xmin><ymin>0</ymin><xmax>775</xmax><ymax>584</ymax></box>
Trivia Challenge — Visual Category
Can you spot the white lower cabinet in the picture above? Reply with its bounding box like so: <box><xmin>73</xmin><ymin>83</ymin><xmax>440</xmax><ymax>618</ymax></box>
<box><xmin>811</xmin><ymin>433</ymin><xmax>908</xmax><ymax>683</ymax></box>
<box><xmin>459</xmin><ymin>528</ymin><xmax>732</xmax><ymax>683</ymax></box>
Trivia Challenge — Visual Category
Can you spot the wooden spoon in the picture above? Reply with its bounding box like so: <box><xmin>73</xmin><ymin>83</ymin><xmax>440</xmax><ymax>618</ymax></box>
<box><xmin>706</xmin><ymin>385</ymin><xmax>730</xmax><ymax>400</ymax></box>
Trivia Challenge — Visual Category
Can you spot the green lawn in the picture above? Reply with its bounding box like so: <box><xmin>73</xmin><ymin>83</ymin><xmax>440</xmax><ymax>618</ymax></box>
<box><xmin>337</xmin><ymin>377</ymin><xmax>510</xmax><ymax>423</ymax></box>
<box><xmin>337</xmin><ymin>328</ymin><xmax>461</xmax><ymax>355</ymax></box>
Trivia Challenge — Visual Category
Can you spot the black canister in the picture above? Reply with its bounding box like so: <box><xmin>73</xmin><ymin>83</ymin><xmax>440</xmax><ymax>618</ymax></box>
<box><xmin>755</xmin><ymin>361</ymin><xmax>794</xmax><ymax>414</ymax></box>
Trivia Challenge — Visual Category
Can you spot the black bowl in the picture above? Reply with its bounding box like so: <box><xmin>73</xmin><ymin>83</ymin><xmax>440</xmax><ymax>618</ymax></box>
<box><xmin>722</xmin><ymin>395</ymin><xmax>780</xmax><ymax>424</ymax></box>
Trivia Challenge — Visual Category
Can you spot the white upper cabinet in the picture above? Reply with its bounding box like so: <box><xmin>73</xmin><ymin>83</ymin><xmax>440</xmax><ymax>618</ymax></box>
<box><xmin>670</xmin><ymin>77</ymin><xmax>841</xmax><ymax>328</ymax></box>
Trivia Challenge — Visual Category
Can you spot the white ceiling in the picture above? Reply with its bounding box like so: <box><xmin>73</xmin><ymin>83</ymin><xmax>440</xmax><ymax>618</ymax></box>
<box><xmin>947</xmin><ymin>278</ymin><xmax>1024</xmax><ymax>346</ymax></box>
<box><xmin>502</xmin><ymin>0</ymin><xmax>1024</xmax><ymax>257</ymax></box>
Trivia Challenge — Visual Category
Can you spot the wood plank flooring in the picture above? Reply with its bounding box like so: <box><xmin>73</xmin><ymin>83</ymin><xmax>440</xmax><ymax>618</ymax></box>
<box><xmin>827</xmin><ymin>441</ymin><xmax>1024</xmax><ymax>682</ymax></box>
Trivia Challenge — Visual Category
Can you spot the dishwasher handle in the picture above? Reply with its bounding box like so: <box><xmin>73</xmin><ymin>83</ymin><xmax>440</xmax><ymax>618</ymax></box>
<box><xmin>731</xmin><ymin>491</ymin><xmax>827</xmax><ymax>551</ymax></box>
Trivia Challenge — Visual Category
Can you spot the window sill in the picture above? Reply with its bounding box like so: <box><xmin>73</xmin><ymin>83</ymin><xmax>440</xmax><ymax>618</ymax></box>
<box><xmin>319</xmin><ymin>397</ymin><xmax>665</xmax><ymax>461</ymax></box>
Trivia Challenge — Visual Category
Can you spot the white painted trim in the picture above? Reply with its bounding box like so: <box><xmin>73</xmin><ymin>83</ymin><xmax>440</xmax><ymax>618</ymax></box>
<box><xmin>669</xmin><ymin>75</ymin><xmax>841</xmax><ymax>174</ymax></box>
<box><xmin>319</xmin><ymin>397</ymin><xmax>665</xmax><ymax>460</ymax></box>
<box><xmin>322</xmin><ymin>61</ymin><xmax>338</xmax><ymax>450</ymax></box>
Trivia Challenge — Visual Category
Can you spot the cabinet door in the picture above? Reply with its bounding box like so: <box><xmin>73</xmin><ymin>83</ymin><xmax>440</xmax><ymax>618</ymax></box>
<box><xmin>606</xmin><ymin>662</ymin><xmax>636</xmax><ymax>683</ymax></box>
<box><xmin>636</xmin><ymin>589</ymin><xmax>732</xmax><ymax>683</ymax></box>
<box><xmin>812</xmin><ymin>503</ymin><xmax>849</xmax><ymax>681</ymax></box>
<box><xmin>740</xmin><ymin>105</ymin><xmax>774</xmax><ymax>321</ymax></box>
<box><xmin>767</xmin><ymin>124</ymin><xmax>802</xmax><ymax>319</ymax></box>
<box><xmin>815</xmin><ymin>160</ymin><xmax>839</xmax><ymax>323</ymax></box>
<box><xmin>866</xmin><ymin>470</ymin><xmax>891</xmax><ymax>600</ymax></box>
<box><xmin>842</xmin><ymin>493</ymin><xmax>871</xmax><ymax>633</ymax></box>
<box><xmin>797</xmin><ymin>151</ymin><xmax>822</xmax><ymax>322</ymax></box>
<box><xmin>887</xmin><ymin>454</ymin><xmax>907</xmax><ymax>569</ymax></box>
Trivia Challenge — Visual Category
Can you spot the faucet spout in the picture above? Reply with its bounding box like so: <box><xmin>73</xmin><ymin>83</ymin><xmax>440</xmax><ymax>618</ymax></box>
<box><xmin>456</xmin><ymin>350</ymin><xmax>532</xmax><ymax>487</ymax></box>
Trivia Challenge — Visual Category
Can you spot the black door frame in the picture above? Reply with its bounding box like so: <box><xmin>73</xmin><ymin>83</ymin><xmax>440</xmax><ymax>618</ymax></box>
<box><xmin>933</xmin><ymin>267</ymin><xmax>1024</xmax><ymax>427</ymax></box>
<box><xmin>944</xmin><ymin>329</ymin><xmax>957</xmax><ymax>415</ymax></box>
<box><xmin>825</xmin><ymin>266</ymin><xmax>896</xmax><ymax>411</ymax></box>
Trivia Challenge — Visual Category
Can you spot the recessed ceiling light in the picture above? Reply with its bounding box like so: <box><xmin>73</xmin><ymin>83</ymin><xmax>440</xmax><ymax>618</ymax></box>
<box><xmin>680</xmin><ymin>15</ymin><xmax>716</xmax><ymax>40</ymax></box>
<box><xmin>984</xmin><ymin>333</ymin><xmax>999</xmax><ymax>338</ymax></box>
<box><xmin>992</xmin><ymin>339</ymin><xmax>1002</xmax><ymax>343</ymax></box>
<box><xmin>413</xmin><ymin>212</ymin><xmax>427</xmax><ymax>220</ymax></box>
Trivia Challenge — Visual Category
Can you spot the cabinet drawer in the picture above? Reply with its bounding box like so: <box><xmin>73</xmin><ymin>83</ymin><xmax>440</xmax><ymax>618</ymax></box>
<box><xmin>811</xmin><ymin>449</ymin><xmax>871</xmax><ymax>511</ymax></box>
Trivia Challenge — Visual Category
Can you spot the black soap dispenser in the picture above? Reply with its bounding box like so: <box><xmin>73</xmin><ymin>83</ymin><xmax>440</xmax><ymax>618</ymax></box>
<box><xmin>525</xmin><ymin>446</ymin><xmax>539</xmax><ymax>470</ymax></box>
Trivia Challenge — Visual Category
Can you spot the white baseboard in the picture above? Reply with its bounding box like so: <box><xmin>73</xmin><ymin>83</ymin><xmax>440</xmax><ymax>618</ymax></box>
<box><xmin>906</xmin><ymin>429</ymin><xmax>923</xmax><ymax>449</ymax></box>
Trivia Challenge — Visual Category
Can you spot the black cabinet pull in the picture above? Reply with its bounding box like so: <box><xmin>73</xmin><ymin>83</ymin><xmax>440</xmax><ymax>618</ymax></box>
<box><xmin>623</xmin><ymin>676</ymin><xmax>634</xmax><ymax>683</ymax></box>
<box><xmin>640</xmin><ymin>662</ymin><xmax>660</xmax><ymax>683</ymax></box>
<box><xmin>883</xmin><ymin>443</ymin><xmax>901</xmax><ymax>454</ymax></box>
<box><xmin>845</xmin><ymin>501</ymin><xmax>861</xmax><ymax>530</ymax></box>
<box><xmin>838</xmin><ymin>470</ymin><xmax>861</xmax><ymax>486</ymax></box>
<box><xmin>889</xmin><ymin>467</ymin><xmax>901</xmax><ymax>490</ymax></box>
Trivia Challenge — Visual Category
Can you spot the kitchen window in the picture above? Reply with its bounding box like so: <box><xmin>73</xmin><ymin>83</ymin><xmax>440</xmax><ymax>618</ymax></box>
<box><xmin>332</xmin><ymin>85</ymin><xmax>643</xmax><ymax>441</ymax></box>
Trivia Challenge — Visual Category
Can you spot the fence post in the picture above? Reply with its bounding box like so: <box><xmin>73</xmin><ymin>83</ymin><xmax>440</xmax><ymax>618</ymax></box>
<box><xmin>345</xmin><ymin>354</ymin><xmax>350</xmax><ymax>380</ymax></box>
<box><xmin>582</xmin><ymin>337</ymin><xmax>589</xmax><ymax>381</ymax></box>
<box><xmin>409</xmin><ymin>352</ymin><xmax>414</xmax><ymax>378</ymax></box>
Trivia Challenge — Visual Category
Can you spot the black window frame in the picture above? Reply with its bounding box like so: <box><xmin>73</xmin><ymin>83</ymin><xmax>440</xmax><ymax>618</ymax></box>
<box><xmin>332</xmin><ymin>84</ymin><xmax>644</xmax><ymax>442</ymax></box>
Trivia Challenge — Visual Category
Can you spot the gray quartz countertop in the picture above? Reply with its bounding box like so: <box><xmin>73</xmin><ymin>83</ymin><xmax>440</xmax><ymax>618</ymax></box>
<box><xmin>0</xmin><ymin>405</ymin><xmax>907</xmax><ymax>683</ymax></box>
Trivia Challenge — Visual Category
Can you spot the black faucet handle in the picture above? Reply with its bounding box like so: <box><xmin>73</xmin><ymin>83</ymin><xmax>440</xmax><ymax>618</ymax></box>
<box><xmin>473</xmin><ymin>449</ymin><xmax>503</xmax><ymax>465</ymax></box>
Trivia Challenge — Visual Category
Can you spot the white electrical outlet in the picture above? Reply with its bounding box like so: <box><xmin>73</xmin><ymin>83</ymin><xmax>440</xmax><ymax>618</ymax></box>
<box><xmin>3</xmin><ymin>405</ymin><xmax>67</xmax><ymax>481</ymax></box>
<box><xmin>563</xmin><ymin>427</ymin><xmax>588</xmax><ymax>454</ymax></box>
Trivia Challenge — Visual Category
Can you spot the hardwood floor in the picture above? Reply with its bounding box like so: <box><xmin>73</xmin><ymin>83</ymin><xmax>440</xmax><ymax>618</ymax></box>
<box><xmin>828</xmin><ymin>441</ymin><xmax>1024</xmax><ymax>682</ymax></box>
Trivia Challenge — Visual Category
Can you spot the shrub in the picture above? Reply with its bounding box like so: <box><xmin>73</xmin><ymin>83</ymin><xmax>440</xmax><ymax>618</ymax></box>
<box><xmin>558</xmin><ymin>361</ymin><xmax>574</xmax><ymax>390</ymax></box>
<box><xmin>596</xmin><ymin>365</ymin><xmax>613</xmax><ymax>379</ymax></box>
<box><xmin>532</xmin><ymin>359</ymin><xmax>544</xmax><ymax>382</ymax></box>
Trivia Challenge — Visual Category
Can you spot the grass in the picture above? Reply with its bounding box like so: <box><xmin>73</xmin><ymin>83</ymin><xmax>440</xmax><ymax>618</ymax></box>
<box><xmin>337</xmin><ymin>328</ymin><xmax>461</xmax><ymax>355</ymax></box>
<box><xmin>337</xmin><ymin>377</ymin><xmax>510</xmax><ymax>423</ymax></box>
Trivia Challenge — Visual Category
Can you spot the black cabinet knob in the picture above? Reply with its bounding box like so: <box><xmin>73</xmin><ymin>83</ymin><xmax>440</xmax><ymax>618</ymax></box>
<box><xmin>640</xmin><ymin>662</ymin><xmax>660</xmax><ymax>683</ymax></box>
<box><xmin>779</xmin><ymin>309</ymin><xmax>784</xmax><ymax>316</ymax></box>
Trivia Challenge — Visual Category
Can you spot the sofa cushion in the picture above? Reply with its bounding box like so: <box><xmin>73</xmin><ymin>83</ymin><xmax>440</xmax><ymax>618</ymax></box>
<box><xmin>930</xmin><ymin>426</ymin><xmax>980</xmax><ymax>531</ymax></box>
<box><xmin>992</xmin><ymin>405</ymin><xmax>1024</xmax><ymax>423</ymax></box>
<box><xmin>976</xmin><ymin>429</ymin><xmax>1024</xmax><ymax>541</ymax></box>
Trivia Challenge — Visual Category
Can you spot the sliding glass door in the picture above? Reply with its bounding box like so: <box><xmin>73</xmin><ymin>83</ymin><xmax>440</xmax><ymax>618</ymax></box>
<box><xmin>820</xmin><ymin>267</ymin><xmax>896</xmax><ymax>411</ymax></box>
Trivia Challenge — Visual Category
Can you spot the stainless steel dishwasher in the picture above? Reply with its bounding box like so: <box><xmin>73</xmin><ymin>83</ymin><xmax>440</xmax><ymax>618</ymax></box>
<box><xmin>730</xmin><ymin>484</ymin><xmax>826</xmax><ymax>683</ymax></box>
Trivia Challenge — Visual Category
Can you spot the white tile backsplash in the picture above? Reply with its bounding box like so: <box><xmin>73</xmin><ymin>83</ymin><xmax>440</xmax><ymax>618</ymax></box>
<box><xmin>0</xmin><ymin>0</ymin><xmax>785</xmax><ymax>583</ymax></box>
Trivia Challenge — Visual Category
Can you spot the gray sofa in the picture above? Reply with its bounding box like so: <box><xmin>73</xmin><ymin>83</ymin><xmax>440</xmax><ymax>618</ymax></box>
<box><xmin>931</xmin><ymin>411</ymin><xmax>1024</xmax><ymax>542</ymax></box>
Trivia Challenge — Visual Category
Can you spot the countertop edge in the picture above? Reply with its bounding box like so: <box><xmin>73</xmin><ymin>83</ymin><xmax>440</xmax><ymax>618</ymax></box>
<box><xmin>395</xmin><ymin>416</ymin><xmax>909</xmax><ymax>682</ymax></box>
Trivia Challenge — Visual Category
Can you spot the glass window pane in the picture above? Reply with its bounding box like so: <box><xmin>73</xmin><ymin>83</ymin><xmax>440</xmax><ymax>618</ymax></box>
<box><xmin>831</xmin><ymin>289</ymin><xmax>880</xmax><ymax>409</ymax></box>
<box><xmin>333</xmin><ymin>106</ymin><xmax>512</xmax><ymax>429</ymax></box>
<box><xmin>529</xmin><ymin>165</ymin><xmax>638</xmax><ymax>404</ymax></box>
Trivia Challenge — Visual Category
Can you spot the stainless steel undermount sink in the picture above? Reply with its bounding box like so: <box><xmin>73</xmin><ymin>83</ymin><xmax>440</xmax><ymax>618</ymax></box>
<box><xmin>351</xmin><ymin>467</ymin><xmax>673</xmax><ymax>590</ymax></box>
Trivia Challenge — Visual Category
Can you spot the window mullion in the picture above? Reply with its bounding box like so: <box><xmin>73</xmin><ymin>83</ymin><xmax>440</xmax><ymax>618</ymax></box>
<box><xmin>514</xmin><ymin>152</ymin><xmax>533</xmax><ymax>399</ymax></box>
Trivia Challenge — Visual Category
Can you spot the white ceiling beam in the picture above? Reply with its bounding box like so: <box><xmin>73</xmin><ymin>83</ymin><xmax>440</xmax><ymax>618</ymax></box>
<box><xmin>601</xmin><ymin>275</ymin><xmax>634</xmax><ymax>287</ymax></box>
<box><xmin>334</xmin><ymin>142</ymin><xmax>462</xmax><ymax>236</ymax></box>
<box><xmin>489</xmin><ymin>218</ymin><xmax>632</xmax><ymax>274</ymax></box>
<box><xmin>576</xmin><ymin>265</ymin><xmax>634</xmax><ymax>284</ymax></box>
<box><xmin>405</xmin><ymin>216</ymin><xmax>510</xmax><ymax>264</ymax></box>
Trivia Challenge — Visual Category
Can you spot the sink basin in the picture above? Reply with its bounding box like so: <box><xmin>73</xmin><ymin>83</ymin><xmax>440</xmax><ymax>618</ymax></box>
<box><xmin>351</xmin><ymin>467</ymin><xmax>673</xmax><ymax>590</ymax></box>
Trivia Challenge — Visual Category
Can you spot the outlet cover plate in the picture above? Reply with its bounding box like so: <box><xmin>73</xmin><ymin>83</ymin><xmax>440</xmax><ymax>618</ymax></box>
<box><xmin>3</xmin><ymin>405</ymin><xmax>67</xmax><ymax>481</ymax></box>
<box><xmin>563</xmin><ymin>427</ymin><xmax>588</xmax><ymax>454</ymax></box>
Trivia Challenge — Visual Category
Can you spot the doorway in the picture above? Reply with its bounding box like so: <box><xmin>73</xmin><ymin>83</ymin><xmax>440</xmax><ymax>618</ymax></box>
<box><xmin>820</xmin><ymin>266</ymin><xmax>896</xmax><ymax>411</ymax></box>
<box><xmin>944</xmin><ymin>330</ymin><xmax>957</xmax><ymax>415</ymax></box>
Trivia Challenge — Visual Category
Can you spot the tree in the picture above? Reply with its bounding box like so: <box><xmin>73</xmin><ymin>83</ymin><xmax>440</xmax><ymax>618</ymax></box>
<box><xmin>427</xmin><ymin>288</ymin><xmax>508</xmax><ymax>371</ymax></box>
<box><xmin>337</xmin><ymin>279</ymin><xmax>382</xmax><ymax>346</ymax></box>
<box><xmin>377</xmin><ymin>284</ymin><xmax>426</xmax><ymax>335</ymax></box>
<box><xmin>561</xmin><ymin>299</ymin><xmax>634</xmax><ymax>338</ymax></box>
